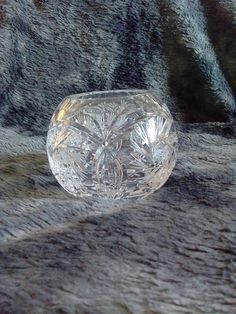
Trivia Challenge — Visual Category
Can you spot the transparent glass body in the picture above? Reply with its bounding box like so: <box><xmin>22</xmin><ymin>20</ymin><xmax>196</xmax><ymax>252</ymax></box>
<box><xmin>47</xmin><ymin>89</ymin><xmax>177</xmax><ymax>199</ymax></box>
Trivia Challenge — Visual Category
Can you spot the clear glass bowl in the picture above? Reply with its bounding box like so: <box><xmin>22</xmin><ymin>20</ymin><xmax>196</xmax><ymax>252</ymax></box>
<box><xmin>47</xmin><ymin>89</ymin><xmax>177</xmax><ymax>199</ymax></box>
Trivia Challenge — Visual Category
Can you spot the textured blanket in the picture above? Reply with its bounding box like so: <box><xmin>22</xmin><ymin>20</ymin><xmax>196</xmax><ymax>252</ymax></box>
<box><xmin>0</xmin><ymin>1</ymin><xmax>236</xmax><ymax>313</ymax></box>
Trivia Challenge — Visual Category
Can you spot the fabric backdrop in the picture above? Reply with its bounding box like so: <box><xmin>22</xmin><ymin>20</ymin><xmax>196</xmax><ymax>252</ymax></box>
<box><xmin>0</xmin><ymin>0</ymin><xmax>236</xmax><ymax>134</ymax></box>
<box><xmin>0</xmin><ymin>1</ymin><xmax>236</xmax><ymax>313</ymax></box>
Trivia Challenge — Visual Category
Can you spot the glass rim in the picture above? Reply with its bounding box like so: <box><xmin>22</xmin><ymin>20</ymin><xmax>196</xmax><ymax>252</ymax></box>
<box><xmin>68</xmin><ymin>89</ymin><xmax>153</xmax><ymax>100</ymax></box>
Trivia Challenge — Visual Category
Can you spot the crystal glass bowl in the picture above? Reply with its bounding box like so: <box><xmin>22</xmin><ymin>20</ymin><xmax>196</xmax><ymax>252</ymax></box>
<box><xmin>47</xmin><ymin>89</ymin><xmax>177</xmax><ymax>199</ymax></box>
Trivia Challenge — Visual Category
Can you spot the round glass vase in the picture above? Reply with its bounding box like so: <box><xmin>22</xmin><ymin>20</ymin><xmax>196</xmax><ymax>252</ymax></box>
<box><xmin>47</xmin><ymin>89</ymin><xmax>177</xmax><ymax>199</ymax></box>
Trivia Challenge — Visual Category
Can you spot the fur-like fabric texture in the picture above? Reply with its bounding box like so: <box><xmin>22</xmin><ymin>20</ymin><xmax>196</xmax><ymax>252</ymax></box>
<box><xmin>0</xmin><ymin>1</ymin><xmax>236</xmax><ymax>313</ymax></box>
<box><xmin>0</xmin><ymin>0</ymin><xmax>236</xmax><ymax>134</ymax></box>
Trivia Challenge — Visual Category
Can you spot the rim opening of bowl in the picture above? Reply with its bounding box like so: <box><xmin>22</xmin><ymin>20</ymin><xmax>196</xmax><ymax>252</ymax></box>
<box><xmin>70</xmin><ymin>89</ymin><xmax>150</xmax><ymax>100</ymax></box>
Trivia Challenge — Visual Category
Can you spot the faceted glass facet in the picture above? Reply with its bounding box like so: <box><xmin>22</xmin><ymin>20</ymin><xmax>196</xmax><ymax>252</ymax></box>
<box><xmin>47</xmin><ymin>90</ymin><xmax>177</xmax><ymax>199</ymax></box>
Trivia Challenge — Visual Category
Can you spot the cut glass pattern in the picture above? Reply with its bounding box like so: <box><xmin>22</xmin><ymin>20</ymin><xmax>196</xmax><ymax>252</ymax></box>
<box><xmin>47</xmin><ymin>90</ymin><xmax>177</xmax><ymax>199</ymax></box>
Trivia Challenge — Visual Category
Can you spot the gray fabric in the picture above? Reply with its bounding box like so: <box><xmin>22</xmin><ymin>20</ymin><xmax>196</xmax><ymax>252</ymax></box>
<box><xmin>0</xmin><ymin>0</ymin><xmax>236</xmax><ymax>134</ymax></box>
<box><xmin>0</xmin><ymin>1</ymin><xmax>236</xmax><ymax>313</ymax></box>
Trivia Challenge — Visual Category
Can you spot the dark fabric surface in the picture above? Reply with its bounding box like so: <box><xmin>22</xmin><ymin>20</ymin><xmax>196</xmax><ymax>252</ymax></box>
<box><xmin>0</xmin><ymin>1</ymin><xmax>236</xmax><ymax>313</ymax></box>
<box><xmin>0</xmin><ymin>0</ymin><xmax>236</xmax><ymax>134</ymax></box>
